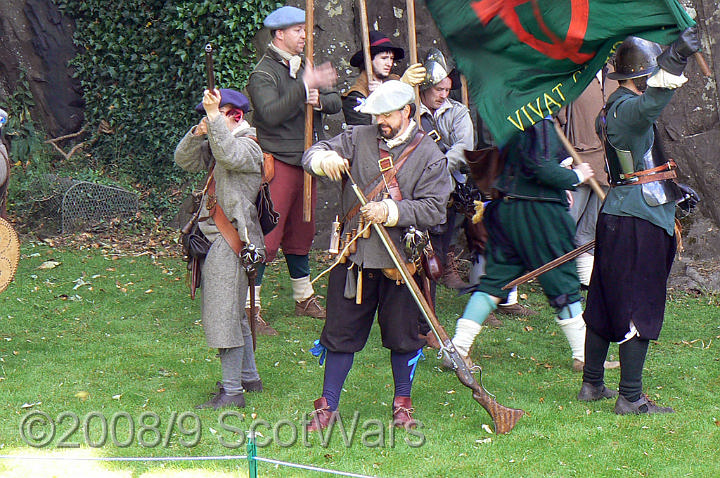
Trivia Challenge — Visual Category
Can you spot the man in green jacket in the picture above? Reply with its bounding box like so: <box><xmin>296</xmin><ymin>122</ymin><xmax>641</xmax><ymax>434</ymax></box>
<box><xmin>446</xmin><ymin>117</ymin><xmax>599</xmax><ymax>372</ymax></box>
<box><xmin>246</xmin><ymin>6</ymin><xmax>341</xmax><ymax>324</ymax></box>
<box><xmin>578</xmin><ymin>30</ymin><xmax>700</xmax><ymax>414</ymax></box>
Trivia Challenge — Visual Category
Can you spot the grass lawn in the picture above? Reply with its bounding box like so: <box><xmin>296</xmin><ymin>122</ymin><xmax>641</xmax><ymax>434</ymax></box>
<box><xmin>1</xmin><ymin>238</ymin><xmax>719</xmax><ymax>477</ymax></box>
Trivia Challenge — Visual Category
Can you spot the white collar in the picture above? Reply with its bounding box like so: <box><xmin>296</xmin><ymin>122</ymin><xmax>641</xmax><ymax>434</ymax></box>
<box><xmin>231</xmin><ymin>120</ymin><xmax>251</xmax><ymax>136</ymax></box>
<box><xmin>384</xmin><ymin>119</ymin><xmax>417</xmax><ymax>149</ymax></box>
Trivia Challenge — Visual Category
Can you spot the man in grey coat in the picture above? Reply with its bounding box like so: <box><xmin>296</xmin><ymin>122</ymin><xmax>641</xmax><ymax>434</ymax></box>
<box><xmin>175</xmin><ymin>89</ymin><xmax>264</xmax><ymax>409</ymax></box>
<box><xmin>301</xmin><ymin>81</ymin><xmax>452</xmax><ymax>430</ymax></box>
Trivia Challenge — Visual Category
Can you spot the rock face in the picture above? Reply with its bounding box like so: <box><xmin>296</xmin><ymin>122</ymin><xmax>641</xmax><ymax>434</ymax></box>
<box><xmin>0</xmin><ymin>0</ymin><xmax>84</xmax><ymax>136</ymax></box>
<box><xmin>2</xmin><ymin>0</ymin><xmax>720</xmax><ymax>289</ymax></box>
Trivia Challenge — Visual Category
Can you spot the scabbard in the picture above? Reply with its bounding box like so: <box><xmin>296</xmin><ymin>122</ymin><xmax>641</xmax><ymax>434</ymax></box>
<box><xmin>247</xmin><ymin>268</ymin><xmax>257</xmax><ymax>351</ymax></box>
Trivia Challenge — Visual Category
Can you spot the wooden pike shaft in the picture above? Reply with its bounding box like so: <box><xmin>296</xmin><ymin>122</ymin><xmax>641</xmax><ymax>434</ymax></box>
<box><xmin>358</xmin><ymin>0</ymin><xmax>373</xmax><ymax>78</ymax></box>
<box><xmin>303</xmin><ymin>0</ymin><xmax>315</xmax><ymax>223</ymax></box>
<box><xmin>553</xmin><ymin>120</ymin><xmax>606</xmax><ymax>200</ymax></box>
<box><xmin>406</xmin><ymin>0</ymin><xmax>421</xmax><ymax>124</ymax></box>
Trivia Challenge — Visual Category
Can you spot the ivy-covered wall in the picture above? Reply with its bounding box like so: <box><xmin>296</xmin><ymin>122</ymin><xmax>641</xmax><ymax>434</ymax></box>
<box><xmin>54</xmin><ymin>0</ymin><xmax>282</xmax><ymax>211</ymax></box>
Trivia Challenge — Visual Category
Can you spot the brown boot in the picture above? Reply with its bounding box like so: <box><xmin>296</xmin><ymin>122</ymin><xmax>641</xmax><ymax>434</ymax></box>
<box><xmin>392</xmin><ymin>396</ymin><xmax>417</xmax><ymax>429</ymax></box>
<box><xmin>295</xmin><ymin>295</ymin><xmax>327</xmax><ymax>319</ymax></box>
<box><xmin>496</xmin><ymin>302</ymin><xmax>539</xmax><ymax>317</ymax></box>
<box><xmin>483</xmin><ymin>313</ymin><xmax>503</xmax><ymax>327</ymax></box>
<box><xmin>439</xmin><ymin>250</ymin><xmax>470</xmax><ymax>290</ymax></box>
<box><xmin>307</xmin><ymin>397</ymin><xmax>338</xmax><ymax>432</ymax></box>
<box><xmin>195</xmin><ymin>390</ymin><xmax>246</xmax><ymax>409</ymax></box>
<box><xmin>246</xmin><ymin>307</ymin><xmax>278</xmax><ymax>336</ymax></box>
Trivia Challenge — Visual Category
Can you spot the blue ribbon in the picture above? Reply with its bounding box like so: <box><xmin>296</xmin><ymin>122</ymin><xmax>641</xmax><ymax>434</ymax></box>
<box><xmin>407</xmin><ymin>349</ymin><xmax>425</xmax><ymax>382</ymax></box>
<box><xmin>310</xmin><ymin>339</ymin><xmax>327</xmax><ymax>366</ymax></box>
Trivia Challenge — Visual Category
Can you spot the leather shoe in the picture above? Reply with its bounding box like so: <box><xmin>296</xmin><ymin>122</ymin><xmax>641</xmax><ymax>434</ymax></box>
<box><xmin>196</xmin><ymin>390</ymin><xmax>246</xmax><ymax>409</ymax></box>
<box><xmin>614</xmin><ymin>394</ymin><xmax>675</xmax><ymax>415</ymax></box>
<box><xmin>577</xmin><ymin>382</ymin><xmax>618</xmax><ymax>401</ymax></box>
<box><xmin>214</xmin><ymin>379</ymin><xmax>263</xmax><ymax>394</ymax></box>
<box><xmin>496</xmin><ymin>303</ymin><xmax>538</xmax><ymax>317</ymax></box>
<box><xmin>295</xmin><ymin>295</ymin><xmax>327</xmax><ymax>319</ymax></box>
<box><xmin>392</xmin><ymin>396</ymin><xmax>417</xmax><ymax>429</ymax></box>
<box><xmin>483</xmin><ymin>313</ymin><xmax>503</xmax><ymax>328</ymax></box>
<box><xmin>307</xmin><ymin>397</ymin><xmax>338</xmax><ymax>431</ymax></box>
<box><xmin>573</xmin><ymin>359</ymin><xmax>621</xmax><ymax>372</ymax></box>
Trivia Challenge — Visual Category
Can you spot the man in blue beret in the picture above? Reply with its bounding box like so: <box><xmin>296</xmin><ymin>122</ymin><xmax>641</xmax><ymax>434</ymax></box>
<box><xmin>246</xmin><ymin>5</ymin><xmax>341</xmax><ymax>325</ymax></box>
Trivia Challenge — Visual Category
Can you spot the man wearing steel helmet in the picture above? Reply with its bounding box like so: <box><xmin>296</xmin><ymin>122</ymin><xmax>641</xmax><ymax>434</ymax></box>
<box><xmin>175</xmin><ymin>88</ymin><xmax>265</xmax><ymax>409</ymax></box>
<box><xmin>578</xmin><ymin>28</ymin><xmax>701</xmax><ymax>414</ymax></box>
<box><xmin>301</xmin><ymin>80</ymin><xmax>451</xmax><ymax>431</ymax></box>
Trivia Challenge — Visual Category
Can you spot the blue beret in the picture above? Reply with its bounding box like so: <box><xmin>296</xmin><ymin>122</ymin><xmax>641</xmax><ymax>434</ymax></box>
<box><xmin>195</xmin><ymin>89</ymin><xmax>250</xmax><ymax>114</ymax></box>
<box><xmin>264</xmin><ymin>6</ymin><xmax>305</xmax><ymax>30</ymax></box>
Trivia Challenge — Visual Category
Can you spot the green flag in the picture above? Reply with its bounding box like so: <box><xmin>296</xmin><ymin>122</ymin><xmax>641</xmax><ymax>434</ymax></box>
<box><xmin>425</xmin><ymin>0</ymin><xmax>695</xmax><ymax>145</ymax></box>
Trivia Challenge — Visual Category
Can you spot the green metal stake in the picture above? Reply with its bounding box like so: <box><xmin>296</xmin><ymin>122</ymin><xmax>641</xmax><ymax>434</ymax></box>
<box><xmin>247</xmin><ymin>430</ymin><xmax>258</xmax><ymax>478</ymax></box>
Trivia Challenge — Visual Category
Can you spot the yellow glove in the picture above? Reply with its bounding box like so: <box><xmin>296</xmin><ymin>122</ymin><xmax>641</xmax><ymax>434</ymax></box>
<box><xmin>400</xmin><ymin>63</ymin><xmax>427</xmax><ymax>87</ymax></box>
<box><xmin>360</xmin><ymin>201</ymin><xmax>389</xmax><ymax>224</ymax></box>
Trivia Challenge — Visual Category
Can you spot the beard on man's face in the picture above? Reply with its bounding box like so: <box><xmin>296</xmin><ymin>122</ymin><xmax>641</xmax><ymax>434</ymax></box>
<box><xmin>377</xmin><ymin>123</ymin><xmax>399</xmax><ymax>139</ymax></box>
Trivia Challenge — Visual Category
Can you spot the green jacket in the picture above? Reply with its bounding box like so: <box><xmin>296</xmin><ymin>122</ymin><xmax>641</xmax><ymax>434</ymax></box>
<box><xmin>596</xmin><ymin>86</ymin><xmax>676</xmax><ymax>235</ymax></box>
<box><xmin>247</xmin><ymin>47</ymin><xmax>341</xmax><ymax>166</ymax></box>
<box><xmin>494</xmin><ymin>118</ymin><xmax>579</xmax><ymax>204</ymax></box>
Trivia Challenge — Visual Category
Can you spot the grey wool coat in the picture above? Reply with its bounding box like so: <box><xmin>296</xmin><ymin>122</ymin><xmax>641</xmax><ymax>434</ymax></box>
<box><xmin>303</xmin><ymin>123</ymin><xmax>452</xmax><ymax>269</ymax></box>
<box><xmin>174</xmin><ymin>117</ymin><xmax>263</xmax><ymax>348</ymax></box>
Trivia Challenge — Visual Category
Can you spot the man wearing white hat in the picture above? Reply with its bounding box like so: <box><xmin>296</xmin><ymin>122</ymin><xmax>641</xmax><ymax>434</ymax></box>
<box><xmin>301</xmin><ymin>80</ymin><xmax>452</xmax><ymax>431</ymax></box>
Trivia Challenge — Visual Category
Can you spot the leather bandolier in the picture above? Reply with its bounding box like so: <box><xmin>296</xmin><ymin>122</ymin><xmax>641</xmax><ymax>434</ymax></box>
<box><xmin>599</xmin><ymin>106</ymin><xmax>683</xmax><ymax>206</ymax></box>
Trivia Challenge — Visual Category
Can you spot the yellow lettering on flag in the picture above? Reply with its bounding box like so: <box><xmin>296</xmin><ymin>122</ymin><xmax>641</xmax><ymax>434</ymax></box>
<box><xmin>507</xmin><ymin>109</ymin><xmax>525</xmax><ymax>131</ymax></box>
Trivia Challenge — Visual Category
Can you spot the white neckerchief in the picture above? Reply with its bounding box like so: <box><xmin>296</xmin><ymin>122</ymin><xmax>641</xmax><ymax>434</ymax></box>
<box><xmin>269</xmin><ymin>43</ymin><xmax>302</xmax><ymax>79</ymax></box>
<box><xmin>384</xmin><ymin>119</ymin><xmax>416</xmax><ymax>149</ymax></box>
<box><xmin>231</xmin><ymin>120</ymin><xmax>251</xmax><ymax>136</ymax></box>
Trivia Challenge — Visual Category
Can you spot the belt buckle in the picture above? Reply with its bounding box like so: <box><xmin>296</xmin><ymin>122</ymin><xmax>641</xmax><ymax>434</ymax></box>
<box><xmin>428</xmin><ymin>130</ymin><xmax>441</xmax><ymax>143</ymax></box>
<box><xmin>378</xmin><ymin>155</ymin><xmax>394</xmax><ymax>172</ymax></box>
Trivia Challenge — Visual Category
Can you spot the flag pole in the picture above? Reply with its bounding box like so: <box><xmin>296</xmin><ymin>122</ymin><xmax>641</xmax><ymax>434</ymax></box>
<box><xmin>406</xmin><ymin>0</ymin><xmax>421</xmax><ymax>124</ymax></box>
<box><xmin>302</xmin><ymin>0</ymin><xmax>315</xmax><ymax>223</ymax></box>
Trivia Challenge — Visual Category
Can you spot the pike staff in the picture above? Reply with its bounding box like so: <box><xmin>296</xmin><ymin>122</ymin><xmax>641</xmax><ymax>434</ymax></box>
<box><xmin>302</xmin><ymin>0</ymin><xmax>315</xmax><ymax>222</ymax></box>
<box><xmin>406</xmin><ymin>0</ymin><xmax>422</xmax><ymax>124</ymax></box>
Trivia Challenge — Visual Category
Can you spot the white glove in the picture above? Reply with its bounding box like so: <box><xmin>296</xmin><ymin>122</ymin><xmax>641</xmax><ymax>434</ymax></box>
<box><xmin>310</xmin><ymin>150</ymin><xmax>348</xmax><ymax>181</ymax></box>
<box><xmin>400</xmin><ymin>63</ymin><xmax>427</xmax><ymax>87</ymax></box>
<box><xmin>360</xmin><ymin>201</ymin><xmax>389</xmax><ymax>224</ymax></box>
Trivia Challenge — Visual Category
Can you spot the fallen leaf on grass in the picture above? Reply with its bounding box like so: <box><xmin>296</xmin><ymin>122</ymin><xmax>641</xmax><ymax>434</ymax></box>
<box><xmin>75</xmin><ymin>391</ymin><xmax>89</xmax><ymax>401</ymax></box>
<box><xmin>156</xmin><ymin>388</ymin><xmax>166</xmax><ymax>393</ymax></box>
<box><xmin>37</xmin><ymin>260</ymin><xmax>61</xmax><ymax>270</ymax></box>
<box><xmin>21</xmin><ymin>401</ymin><xmax>42</xmax><ymax>409</ymax></box>
<box><xmin>481</xmin><ymin>424</ymin><xmax>493</xmax><ymax>434</ymax></box>
<box><xmin>475</xmin><ymin>438</ymin><xmax>492</xmax><ymax>444</ymax></box>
